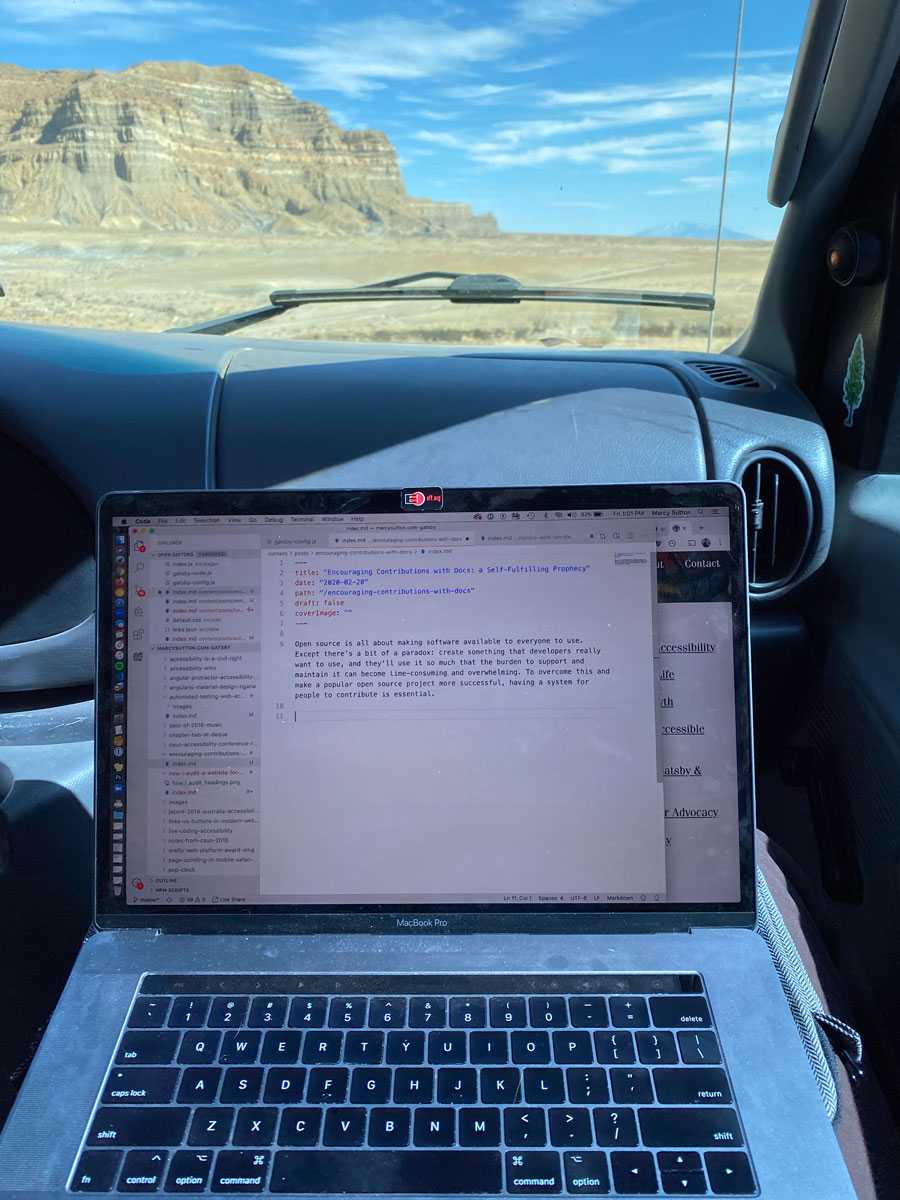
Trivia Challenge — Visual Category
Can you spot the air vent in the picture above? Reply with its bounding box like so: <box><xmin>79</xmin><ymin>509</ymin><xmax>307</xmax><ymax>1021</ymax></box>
<box><xmin>687</xmin><ymin>360</ymin><xmax>762</xmax><ymax>389</ymax></box>
<box><xmin>740</xmin><ymin>452</ymin><xmax>814</xmax><ymax>594</ymax></box>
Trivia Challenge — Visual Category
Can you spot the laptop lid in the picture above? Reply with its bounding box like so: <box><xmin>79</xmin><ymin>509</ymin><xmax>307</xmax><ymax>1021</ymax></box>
<box><xmin>94</xmin><ymin>484</ymin><xmax>754</xmax><ymax>932</ymax></box>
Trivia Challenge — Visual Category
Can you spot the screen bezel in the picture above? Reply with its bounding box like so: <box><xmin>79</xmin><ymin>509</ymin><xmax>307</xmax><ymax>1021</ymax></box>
<box><xmin>94</xmin><ymin>484</ymin><xmax>755</xmax><ymax>932</ymax></box>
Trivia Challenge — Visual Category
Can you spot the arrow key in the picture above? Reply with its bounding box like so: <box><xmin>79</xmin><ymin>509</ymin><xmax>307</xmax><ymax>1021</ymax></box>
<box><xmin>610</xmin><ymin>1151</ymin><xmax>658</xmax><ymax>1195</ymax></box>
<box><xmin>704</xmin><ymin>1151</ymin><xmax>755</xmax><ymax>1195</ymax></box>
<box><xmin>662</xmin><ymin>1170</ymin><xmax>707</xmax><ymax>1194</ymax></box>
<box><xmin>118</xmin><ymin>1149</ymin><xmax>168</xmax><ymax>1192</ymax></box>
<box><xmin>165</xmin><ymin>1150</ymin><xmax>213</xmax><ymax>1193</ymax></box>
<box><xmin>658</xmin><ymin>1153</ymin><xmax>702</xmax><ymax>1173</ymax></box>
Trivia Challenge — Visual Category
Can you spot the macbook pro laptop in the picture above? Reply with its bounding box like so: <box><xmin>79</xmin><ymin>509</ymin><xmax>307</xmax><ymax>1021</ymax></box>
<box><xmin>0</xmin><ymin>484</ymin><xmax>854</xmax><ymax>1199</ymax></box>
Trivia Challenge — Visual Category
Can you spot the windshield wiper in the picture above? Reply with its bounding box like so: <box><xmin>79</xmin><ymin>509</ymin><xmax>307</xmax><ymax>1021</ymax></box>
<box><xmin>166</xmin><ymin>271</ymin><xmax>714</xmax><ymax>336</ymax></box>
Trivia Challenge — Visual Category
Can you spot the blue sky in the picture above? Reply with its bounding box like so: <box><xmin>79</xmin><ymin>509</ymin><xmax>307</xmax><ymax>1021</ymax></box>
<box><xmin>5</xmin><ymin>0</ymin><xmax>809</xmax><ymax>238</ymax></box>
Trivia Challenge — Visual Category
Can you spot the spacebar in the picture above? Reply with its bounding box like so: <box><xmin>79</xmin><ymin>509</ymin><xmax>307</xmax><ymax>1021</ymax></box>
<box><xmin>270</xmin><ymin>1150</ymin><xmax>503</xmax><ymax>1194</ymax></box>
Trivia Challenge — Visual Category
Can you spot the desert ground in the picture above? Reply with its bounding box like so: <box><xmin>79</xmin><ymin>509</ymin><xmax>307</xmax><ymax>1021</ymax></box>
<box><xmin>0</xmin><ymin>226</ymin><xmax>773</xmax><ymax>352</ymax></box>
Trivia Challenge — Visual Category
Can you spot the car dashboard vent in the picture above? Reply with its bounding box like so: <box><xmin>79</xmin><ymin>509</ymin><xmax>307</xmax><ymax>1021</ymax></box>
<box><xmin>740</xmin><ymin>452</ymin><xmax>814</xmax><ymax>595</ymax></box>
<box><xmin>687</xmin><ymin>360</ymin><xmax>762</xmax><ymax>389</ymax></box>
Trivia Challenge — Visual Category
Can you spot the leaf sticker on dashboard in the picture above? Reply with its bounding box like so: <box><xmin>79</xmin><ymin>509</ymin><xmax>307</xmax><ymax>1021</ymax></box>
<box><xmin>842</xmin><ymin>333</ymin><xmax>866</xmax><ymax>428</ymax></box>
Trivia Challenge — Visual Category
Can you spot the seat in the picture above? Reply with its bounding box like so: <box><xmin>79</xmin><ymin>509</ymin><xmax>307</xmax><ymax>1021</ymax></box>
<box><xmin>756</xmin><ymin>832</ymin><xmax>900</xmax><ymax>1198</ymax></box>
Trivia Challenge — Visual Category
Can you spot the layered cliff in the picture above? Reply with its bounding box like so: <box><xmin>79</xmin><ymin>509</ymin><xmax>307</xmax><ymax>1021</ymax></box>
<box><xmin>0</xmin><ymin>61</ymin><xmax>497</xmax><ymax>235</ymax></box>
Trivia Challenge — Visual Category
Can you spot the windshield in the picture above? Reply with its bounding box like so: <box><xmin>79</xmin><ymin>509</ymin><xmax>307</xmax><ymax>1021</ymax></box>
<box><xmin>1</xmin><ymin>1</ymin><xmax>806</xmax><ymax>351</ymax></box>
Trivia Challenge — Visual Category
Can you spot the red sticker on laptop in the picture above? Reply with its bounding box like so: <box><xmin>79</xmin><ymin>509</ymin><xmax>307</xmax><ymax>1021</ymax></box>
<box><xmin>401</xmin><ymin>488</ymin><xmax>443</xmax><ymax>511</ymax></box>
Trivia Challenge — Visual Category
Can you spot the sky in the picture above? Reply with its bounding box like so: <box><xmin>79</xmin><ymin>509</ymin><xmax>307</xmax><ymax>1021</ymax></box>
<box><xmin>4</xmin><ymin>0</ymin><xmax>809</xmax><ymax>239</ymax></box>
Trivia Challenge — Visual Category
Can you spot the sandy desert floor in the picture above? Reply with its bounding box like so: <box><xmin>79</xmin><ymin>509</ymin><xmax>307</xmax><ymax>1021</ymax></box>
<box><xmin>0</xmin><ymin>226</ymin><xmax>773</xmax><ymax>352</ymax></box>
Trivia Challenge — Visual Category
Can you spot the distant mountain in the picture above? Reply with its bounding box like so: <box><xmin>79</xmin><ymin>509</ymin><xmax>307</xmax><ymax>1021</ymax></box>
<box><xmin>0</xmin><ymin>61</ymin><xmax>497</xmax><ymax>236</ymax></box>
<box><xmin>636</xmin><ymin>221</ymin><xmax>761</xmax><ymax>241</ymax></box>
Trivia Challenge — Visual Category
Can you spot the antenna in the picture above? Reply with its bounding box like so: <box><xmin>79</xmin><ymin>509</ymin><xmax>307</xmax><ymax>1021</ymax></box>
<box><xmin>708</xmin><ymin>0</ymin><xmax>745</xmax><ymax>352</ymax></box>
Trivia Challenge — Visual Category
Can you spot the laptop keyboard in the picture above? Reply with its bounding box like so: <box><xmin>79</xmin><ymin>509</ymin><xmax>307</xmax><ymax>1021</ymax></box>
<box><xmin>70</xmin><ymin>975</ymin><xmax>757</xmax><ymax>1196</ymax></box>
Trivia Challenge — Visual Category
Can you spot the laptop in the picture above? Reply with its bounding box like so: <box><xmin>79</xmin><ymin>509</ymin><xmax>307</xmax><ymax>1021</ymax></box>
<box><xmin>0</xmin><ymin>484</ymin><xmax>854</xmax><ymax>1199</ymax></box>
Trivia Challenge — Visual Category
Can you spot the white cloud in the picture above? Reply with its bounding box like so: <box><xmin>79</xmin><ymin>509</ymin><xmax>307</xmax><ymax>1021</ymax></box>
<box><xmin>443</xmin><ymin>83</ymin><xmax>522</xmax><ymax>100</ymax></box>
<box><xmin>415</xmin><ymin>130</ymin><xmax>469</xmax><ymax>149</ymax></box>
<box><xmin>501</xmin><ymin>55</ymin><xmax>568</xmax><ymax>73</ymax></box>
<box><xmin>2</xmin><ymin>0</ymin><xmax>260</xmax><ymax>39</ymax></box>
<box><xmin>541</xmin><ymin>70</ymin><xmax>791</xmax><ymax>108</ymax></box>
<box><xmin>260</xmin><ymin>18</ymin><xmax>517</xmax><ymax>98</ymax></box>
<box><xmin>512</xmin><ymin>0</ymin><xmax>635</xmax><ymax>33</ymax></box>
<box><xmin>691</xmin><ymin>47</ymin><xmax>797</xmax><ymax>61</ymax></box>
<box><xmin>419</xmin><ymin>109</ymin><xmax>460</xmax><ymax>121</ymax></box>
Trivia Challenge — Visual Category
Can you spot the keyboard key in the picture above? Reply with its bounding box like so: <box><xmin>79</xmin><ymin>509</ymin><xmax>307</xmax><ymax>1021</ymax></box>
<box><xmin>247</xmin><ymin>998</ymin><xmax>287</xmax><ymax>1029</ymax></box>
<box><xmin>459</xmin><ymin>1107</ymin><xmax>501</xmax><ymax>1147</ymax></box>
<box><xmin>481</xmin><ymin>1067</ymin><xmax>521</xmax><ymax>1104</ymax></box>
<box><xmin>413</xmin><ymin>1107</ymin><xmax>455</xmax><ymax>1147</ymax></box>
<box><xmin>704</xmin><ymin>1151</ymin><xmax>755</xmax><ymax>1194</ymax></box>
<box><xmin>637</xmin><ymin>1032</ymin><xmax>678</xmax><ymax>1065</ymax></box>
<box><xmin>658</xmin><ymin>1154</ymin><xmax>701</xmax><ymax>1173</ymax></box>
<box><xmin>548</xmin><ymin>1108</ymin><xmax>593</xmax><ymax>1147</ymax></box>
<box><xmin>220</xmin><ymin>1068</ymin><xmax>263</xmax><ymax>1104</ymax></box>
<box><xmin>528</xmin><ymin>998</ymin><xmax>568</xmax><ymax>1028</ymax></box>
<box><xmin>611</xmin><ymin>1150</ymin><xmax>658</xmax><ymax>1194</ymax></box>
<box><xmin>428</xmin><ymin>1031</ymin><xmax>467</xmax><ymax>1064</ymax></box>
<box><xmin>593</xmin><ymin>1108</ymin><xmax>638</xmax><ymax>1147</ymax></box>
<box><xmin>128</xmin><ymin>998</ymin><xmax>171</xmax><ymax>1029</ymax></box>
<box><xmin>661</xmin><ymin>1169</ymin><xmax>706</xmax><ymax>1194</ymax></box>
<box><xmin>653</xmin><ymin>1068</ymin><xmax>731</xmax><ymax>1105</ymax></box>
<box><xmin>168</xmin><ymin>998</ymin><xmax>209</xmax><ymax>1029</ymax></box>
<box><xmin>346</xmin><ymin>1031</ymin><xmax>386</xmax><ymax>1064</ymax></box>
<box><xmin>118</xmin><ymin>1149</ymin><xmax>168</xmax><ymax>1192</ymax></box>
<box><xmin>269</xmin><ymin>1150</ymin><xmax>502</xmax><ymax>1194</ymax></box>
<box><xmin>610</xmin><ymin>1068</ymin><xmax>653</xmax><ymax>1104</ymax></box>
<box><xmin>207</xmin><ymin>998</ymin><xmax>249</xmax><ymax>1028</ymax></box>
<box><xmin>219</xmin><ymin>1032</ymin><xmax>261</xmax><ymax>1065</ymax></box>
<box><xmin>385</xmin><ymin>1032</ymin><xmax>423</xmax><ymax>1064</ymax></box>
<box><xmin>608</xmin><ymin>998</ymin><xmax>649</xmax><ymax>1028</ymax></box>
<box><xmin>233</xmin><ymin>1108</ymin><xmax>277</xmax><ymax>1147</ymax></box>
<box><xmin>437</xmin><ymin>1068</ymin><xmax>477</xmax><ymax>1104</ymax></box>
<box><xmin>187</xmin><ymin>1107</ymin><xmax>234</xmax><ymax>1148</ymax></box>
<box><xmin>210</xmin><ymin>1150</ymin><xmax>268</xmax><ymax>1193</ymax></box>
<box><xmin>116</xmin><ymin>1031</ymin><xmax>179</xmax><ymax>1065</ymax></box>
<box><xmin>504</xmin><ymin>1107</ymin><xmax>547</xmax><ymax>1147</ymax></box>
<box><xmin>639</xmin><ymin>1108</ymin><xmax>743</xmax><ymax>1148</ymax></box>
<box><xmin>71</xmin><ymin>1149</ymin><xmax>122</xmax><ymax>1192</ymax></box>
<box><xmin>369</xmin><ymin>998</ymin><xmax>407</xmax><ymax>1027</ymax></box>
<box><xmin>323</xmin><ymin>1107</ymin><xmax>367</xmax><ymax>1147</ymax></box>
<box><xmin>408</xmin><ymin>998</ymin><xmax>446</xmax><ymax>1028</ymax></box>
<box><xmin>593</xmin><ymin>1032</ymin><xmax>635</xmax><ymax>1065</ymax></box>
<box><xmin>288</xmin><ymin>997</ymin><xmax>326</xmax><ymax>1029</ymax></box>
<box><xmin>306</xmin><ymin>1067</ymin><xmax>348</xmax><ymax>1104</ymax></box>
<box><xmin>350</xmin><ymin>1068</ymin><xmax>391</xmax><ymax>1104</ymax></box>
<box><xmin>177</xmin><ymin>1068</ymin><xmax>221</xmax><ymax>1104</ymax></box>
<box><xmin>470</xmin><ymin>1032</ymin><xmax>509</xmax><ymax>1064</ymax></box>
<box><xmin>678</xmin><ymin>1031</ymin><xmax>722</xmax><ymax>1065</ymax></box>
<box><xmin>552</xmin><ymin>1032</ymin><xmax>593</xmax><ymax>1064</ymax></box>
<box><xmin>367</xmin><ymin>1108</ymin><xmax>411</xmax><ymax>1147</ymax></box>
<box><xmin>87</xmin><ymin>1107</ymin><xmax>189</xmax><ymax>1148</ymax></box>
<box><xmin>277</xmin><ymin>1108</ymin><xmax>322</xmax><ymax>1147</ymax></box>
<box><xmin>566</xmin><ymin>1068</ymin><xmax>608</xmax><ymax>1105</ymax></box>
<box><xmin>302</xmin><ymin>1032</ymin><xmax>342</xmax><ymax>1064</ymax></box>
<box><xmin>328</xmin><ymin>997</ymin><xmax>367</xmax><ymax>1028</ymax></box>
<box><xmin>178</xmin><ymin>1033</ymin><xmax>221</xmax><ymax>1065</ymax></box>
<box><xmin>489</xmin><ymin>997</ymin><xmax>527</xmax><ymax>1028</ymax></box>
<box><xmin>511</xmin><ymin>1033</ymin><xmax>551</xmax><ymax>1064</ymax></box>
<box><xmin>393</xmin><ymin>1067</ymin><xmax>434</xmax><ymax>1104</ymax></box>
<box><xmin>650</xmin><ymin>997</ymin><xmax>712</xmax><ymax>1029</ymax></box>
<box><xmin>524</xmin><ymin>1068</ymin><xmax>565</xmax><ymax>1104</ymax></box>
<box><xmin>260</xmin><ymin>1032</ymin><xmax>301</xmax><ymax>1065</ymax></box>
<box><xmin>164</xmin><ymin>1150</ymin><xmax>213</xmax><ymax>1193</ymax></box>
<box><xmin>263</xmin><ymin>1068</ymin><xmax>306</xmax><ymax>1104</ymax></box>
<box><xmin>449</xmin><ymin>997</ymin><xmax>486</xmax><ymax>1028</ymax></box>
<box><xmin>568</xmin><ymin>998</ymin><xmax>608</xmax><ymax>1029</ymax></box>
<box><xmin>102</xmin><ymin>1068</ymin><xmax>177</xmax><ymax>1105</ymax></box>
<box><xmin>505</xmin><ymin>1150</ymin><xmax>562</xmax><ymax>1194</ymax></box>
<box><xmin>563</xmin><ymin>1151</ymin><xmax>610</xmax><ymax>1195</ymax></box>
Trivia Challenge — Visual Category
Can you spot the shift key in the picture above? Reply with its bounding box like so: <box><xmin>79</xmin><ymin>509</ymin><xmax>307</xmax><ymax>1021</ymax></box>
<box><xmin>638</xmin><ymin>1107</ymin><xmax>743</xmax><ymax>1147</ymax></box>
<box><xmin>87</xmin><ymin>1106</ymin><xmax>190</xmax><ymax>1147</ymax></box>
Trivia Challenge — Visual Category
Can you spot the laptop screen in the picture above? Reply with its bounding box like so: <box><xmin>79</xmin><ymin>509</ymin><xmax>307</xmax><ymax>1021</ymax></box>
<box><xmin>96</xmin><ymin>486</ymin><xmax>753</xmax><ymax>921</ymax></box>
